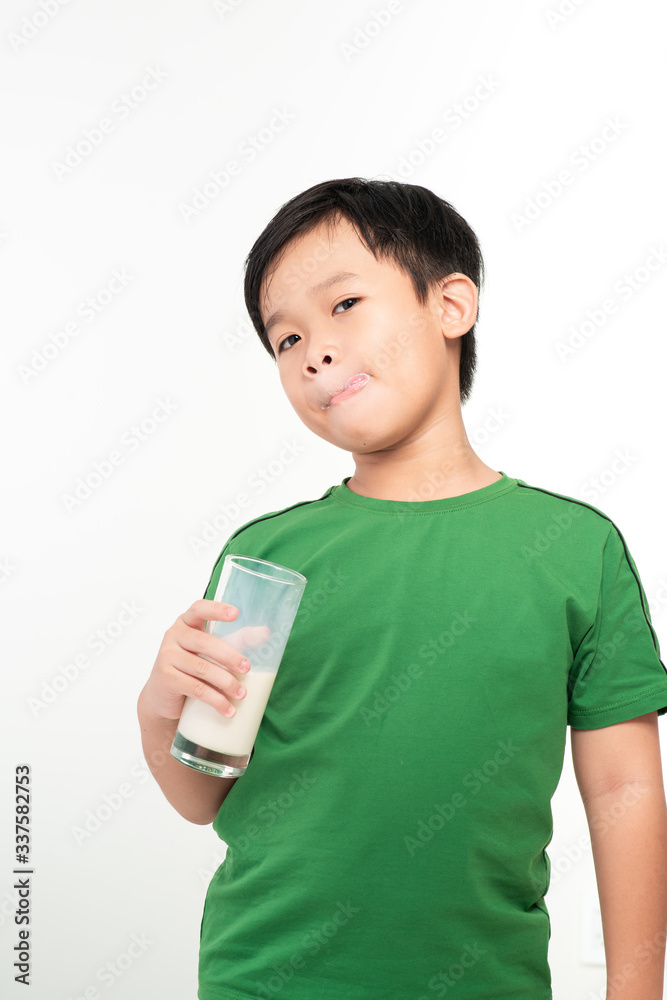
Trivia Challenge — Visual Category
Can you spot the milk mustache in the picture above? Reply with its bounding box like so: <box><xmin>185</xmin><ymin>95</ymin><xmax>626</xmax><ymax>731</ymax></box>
<box><xmin>178</xmin><ymin>669</ymin><xmax>277</xmax><ymax>754</ymax></box>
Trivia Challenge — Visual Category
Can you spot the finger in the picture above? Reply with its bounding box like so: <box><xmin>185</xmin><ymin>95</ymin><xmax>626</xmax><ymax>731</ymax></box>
<box><xmin>181</xmin><ymin>599</ymin><xmax>239</xmax><ymax>630</ymax></box>
<box><xmin>178</xmin><ymin>626</ymin><xmax>251</xmax><ymax>674</ymax></box>
<box><xmin>173</xmin><ymin>650</ymin><xmax>247</xmax><ymax>716</ymax></box>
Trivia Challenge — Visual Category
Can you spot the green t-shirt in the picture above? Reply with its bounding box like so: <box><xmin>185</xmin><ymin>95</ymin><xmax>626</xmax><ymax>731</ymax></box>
<box><xmin>197</xmin><ymin>471</ymin><xmax>667</xmax><ymax>1000</ymax></box>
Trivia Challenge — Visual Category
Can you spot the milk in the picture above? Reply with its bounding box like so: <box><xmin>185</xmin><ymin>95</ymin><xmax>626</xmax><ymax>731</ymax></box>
<box><xmin>177</xmin><ymin>670</ymin><xmax>277</xmax><ymax>755</ymax></box>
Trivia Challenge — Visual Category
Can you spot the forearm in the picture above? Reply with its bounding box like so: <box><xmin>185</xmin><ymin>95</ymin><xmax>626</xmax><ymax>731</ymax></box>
<box><xmin>585</xmin><ymin>780</ymin><xmax>667</xmax><ymax>1000</ymax></box>
<box><xmin>137</xmin><ymin>686</ymin><xmax>234</xmax><ymax>824</ymax></box>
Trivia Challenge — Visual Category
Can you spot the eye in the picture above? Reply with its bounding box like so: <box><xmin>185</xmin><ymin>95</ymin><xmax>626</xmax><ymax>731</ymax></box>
<box><xmin>333</xmin><ymin>297</ymin><xmax>360</xmax><ymax>314</ymax></box>
<box><xmin>276</xmin><ymin>333</ymin><xmax>300</xmax><ymax>355</ymax></box>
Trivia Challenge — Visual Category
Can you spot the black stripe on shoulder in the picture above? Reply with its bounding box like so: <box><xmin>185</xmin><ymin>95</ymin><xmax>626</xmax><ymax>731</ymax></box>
<box><xmin>516</xmin><ymin>481</ymin><xmax>665</xmax><ymax>671</ymax></box>
<box><xmin>224</xmin><ymin>485</ymin><xmax>335</xmax><ymax>547</ymax></box>
<box><xmin>201</xmin><ymin>485</ymin><xmax>336</xmax><ymax>598</ymax></box>
<box><xmin>516</xmin><ymin>479</ymin><xmax>620</xmax><ymax>522</ymax></box>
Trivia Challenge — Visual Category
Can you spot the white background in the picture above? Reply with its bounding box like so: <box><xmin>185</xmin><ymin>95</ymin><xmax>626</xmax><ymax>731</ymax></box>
<box><xmin>2</xmin><ymin>0</ymin><xmax>666</xmax><ymax>998</ymax></box>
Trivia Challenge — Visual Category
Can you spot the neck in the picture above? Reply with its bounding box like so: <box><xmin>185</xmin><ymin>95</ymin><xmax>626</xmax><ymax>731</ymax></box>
<box><xmin>345</xmin><ymin>410</ymin><xmax>501</xmax><ymax>502</ymax></box>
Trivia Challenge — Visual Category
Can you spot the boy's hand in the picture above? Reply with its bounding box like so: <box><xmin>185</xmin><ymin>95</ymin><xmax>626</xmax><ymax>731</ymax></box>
<box><xmin>141</xmin><ymin>600</ymin><xmax>268</xmax><ymax>723</ymax></box>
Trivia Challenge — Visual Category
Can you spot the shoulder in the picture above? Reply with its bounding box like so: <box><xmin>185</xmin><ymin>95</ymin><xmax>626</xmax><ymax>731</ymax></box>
<box><xmin>507</xmin><ymin>477</ymin><xmax>628</xmax><ymax>574</ymax></box>
<box><xmin>512</xmin><ymin>476</ymin><xmax>618</xmax><ymax>539</ymax></box>
<box><xmin>223</xmin><ymin>483</ymin><xmax>338</xmax><ymax>548</ymax></box>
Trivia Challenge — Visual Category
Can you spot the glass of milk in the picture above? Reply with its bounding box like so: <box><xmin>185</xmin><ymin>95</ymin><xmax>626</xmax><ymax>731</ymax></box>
<box><xmin>170</xmin><ymin>555</ymin><xmax>307</xmax><ymax>777</ymax></box>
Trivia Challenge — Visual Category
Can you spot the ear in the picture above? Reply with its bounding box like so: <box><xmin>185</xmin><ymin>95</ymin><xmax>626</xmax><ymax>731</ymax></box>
<box><xmin>431</xmin><ymin>273</ymin><xmax>478</xmax><ymax>340</ymax></box>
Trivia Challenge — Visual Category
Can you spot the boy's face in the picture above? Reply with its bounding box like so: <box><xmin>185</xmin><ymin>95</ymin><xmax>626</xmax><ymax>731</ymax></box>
<box><xmin>258</xmin><ymin>215</ymin><xmax>476</xmax><ymax>456</ymax></box>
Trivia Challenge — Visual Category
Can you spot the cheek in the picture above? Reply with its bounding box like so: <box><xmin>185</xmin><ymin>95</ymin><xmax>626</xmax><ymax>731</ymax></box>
<box><xmin>289</xmin><ymin>386</ymin><xmax>322</xmax><ymax>423</ymax></box>
<box><xmin>369</xmin><ymin>315</ymin><xmax>428</xmax><ymax>377</ymax></box>
<box><xmin>280</xmin><ymin>371</ymin><xmax>300</xmax><ymax>407</ymax></box>
<box><xmin>377</xmin><ymin>349</ymin><xmax>422</xmax><ymax>389</ymax></box>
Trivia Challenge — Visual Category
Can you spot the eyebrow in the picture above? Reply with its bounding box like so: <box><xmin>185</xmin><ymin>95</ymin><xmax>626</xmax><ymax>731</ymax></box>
<box><xmin>263</xmin><ymin>271</ymin><xmax>362</xmax><ymax>341</ymax></box>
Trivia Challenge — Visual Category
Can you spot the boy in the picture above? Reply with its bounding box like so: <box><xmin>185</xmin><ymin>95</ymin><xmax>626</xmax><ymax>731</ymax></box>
<box><xmin>137</xmin><ymin>177</ymin><xmax>667</xmax><ymax>1000</ymax></box>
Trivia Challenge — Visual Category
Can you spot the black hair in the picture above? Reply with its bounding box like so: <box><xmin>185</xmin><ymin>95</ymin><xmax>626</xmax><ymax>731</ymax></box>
<box><xmin>242</xmin><ymin>176</ymin><xmax>485</xmax><ymax>405</ymax></box>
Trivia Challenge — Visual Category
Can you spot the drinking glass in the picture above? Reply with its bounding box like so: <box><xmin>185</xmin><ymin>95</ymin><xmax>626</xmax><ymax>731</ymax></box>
<box><xmin>170</xmin><ymin>555</ymin><xmax>307</xmax><ymax>777</ymax></box>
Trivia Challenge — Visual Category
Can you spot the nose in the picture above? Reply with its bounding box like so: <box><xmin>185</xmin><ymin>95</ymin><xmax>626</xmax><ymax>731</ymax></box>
<box><xmin>304</xmin><ymin>346</ymin><xmax>336</xmax><ymax>375</ymax></box>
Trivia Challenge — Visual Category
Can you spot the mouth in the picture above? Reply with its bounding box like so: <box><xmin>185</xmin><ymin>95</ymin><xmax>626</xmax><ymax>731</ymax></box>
<box><xmin>322</xmin><ymin>372</ymin><xmax>371</xmax><ymax>410</ymax></box>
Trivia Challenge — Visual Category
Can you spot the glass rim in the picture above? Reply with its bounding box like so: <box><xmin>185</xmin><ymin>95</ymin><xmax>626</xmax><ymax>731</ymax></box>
<box><xmin>227</xmin><ymin>554</ymin><xmax>307</xmax><ymax>586</ymax></box>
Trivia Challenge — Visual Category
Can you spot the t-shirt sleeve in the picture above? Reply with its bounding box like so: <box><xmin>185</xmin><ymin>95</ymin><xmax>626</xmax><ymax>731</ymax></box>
<box><xmin>567</xmin><ymin>521</ymin><xmax>667</xmax><ymax>729</ymax></box>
